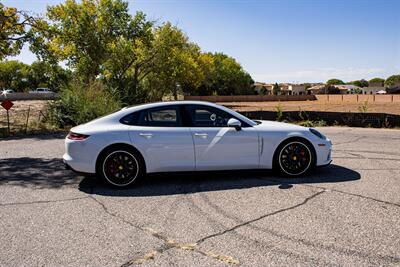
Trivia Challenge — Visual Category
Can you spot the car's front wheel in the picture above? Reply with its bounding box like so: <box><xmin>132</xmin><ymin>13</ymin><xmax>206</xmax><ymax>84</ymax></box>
<box><xmin>97</xmin><ymin>146</ymin><xmax>144</xmax><ymax>187</ymax></box>
<box><xmin>274</xmin><ymin>139</ymin><xmax>315</xmax><ymax>176</ymax></box>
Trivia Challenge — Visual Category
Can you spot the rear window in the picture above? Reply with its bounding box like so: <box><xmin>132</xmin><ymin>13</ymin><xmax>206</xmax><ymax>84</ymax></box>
<box><xmin>120</xmin><ymin>112</ymin><xmax>140</xmax><ymax>125</ymax></box>
<box><xmin>140</xmin><ymin>108</ymin><xmax>179</xmax><ymax>127</ymax></box>
<box><xmin>120</xmin><ymin>107</ymin><xmax>181</xmax><ymax>127</ymax></box>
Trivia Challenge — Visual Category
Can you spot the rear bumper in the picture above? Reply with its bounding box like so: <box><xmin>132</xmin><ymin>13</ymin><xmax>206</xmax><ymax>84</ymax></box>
<box><xmin>63</xmin><ymin>135</ymin><xmax>98</xmax><ymax>174</ymax></box>
<box><xmin>63</xmin><ymin>152</ymin><xmax>96</xmax><ymax>174</ymax></box>
<box><xmin>63</xmin><ymin>158</ymin><xmax>94</xmax><ymax>176</ymax></box>
<box><xmin>64</xmin><ymin>160</ymin><xmax>73</xmax><ymax>170</ymax></box>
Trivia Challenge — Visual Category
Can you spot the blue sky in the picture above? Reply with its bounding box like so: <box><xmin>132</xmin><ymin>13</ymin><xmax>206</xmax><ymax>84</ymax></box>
<box><xmin>4</xmin><ymin>0</ymin><xmax>400</xmax><ymax>83</ymax></box>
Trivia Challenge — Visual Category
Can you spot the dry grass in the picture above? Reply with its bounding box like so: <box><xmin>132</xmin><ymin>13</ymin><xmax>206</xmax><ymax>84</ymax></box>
<box><xmin>221</xmin><ymin>100</ymin><xmax>400</xmax><ymax>115</ymax></box>
<box><xmin>1</xmin><ymin>99</ymin><xmax>399</xmax><ymax>136</ymax></box>
<box><xmin>0</xmin><ymin>100</ymin><xmax>50</xmax><ymax>136</ymax></box>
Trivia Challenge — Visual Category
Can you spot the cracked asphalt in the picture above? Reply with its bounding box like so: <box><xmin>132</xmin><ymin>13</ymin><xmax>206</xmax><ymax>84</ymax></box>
<box><xmin>0</xmin><ymin>127</ymin><xmax>399</xmax><ymax>266</ymax></box>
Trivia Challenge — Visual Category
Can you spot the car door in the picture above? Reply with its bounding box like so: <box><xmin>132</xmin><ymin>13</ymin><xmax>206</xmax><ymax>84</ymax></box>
<box><xmin>186</xmin><ymin>104</ymin><xmax>259</xmax><ymax>171</ymax></box>
<box><xmin>127</xmin><ymin>105</ymin><xmax>195</xmax><ymax>173</ymax></box>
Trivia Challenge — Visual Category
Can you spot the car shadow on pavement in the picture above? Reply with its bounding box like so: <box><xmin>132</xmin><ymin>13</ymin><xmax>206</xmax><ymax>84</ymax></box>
<box><xmin>0</xmin><ymin>157</ymin><xmax>83</xmax><ymax>188</ymax></box>
<box><xmin>0</xmin><ymin>157</ymin><xmax>360</xmax><ymax>192</ymax></box>
<box><xmin>79</xmin><ymin>164</ymin><xmax>361</xmax><ymax>197</ymax></box>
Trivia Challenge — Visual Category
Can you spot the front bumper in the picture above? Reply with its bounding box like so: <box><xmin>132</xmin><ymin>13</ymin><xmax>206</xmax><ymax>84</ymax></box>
<box><xmin>317</xmin><ymin>159</ymin><xmax>332</xmax><ymax>167</ymax></box>
<box><xmin>315</xmin><ymin>139</ymin><xmax>332</xmax><ymax>166</ymax></box>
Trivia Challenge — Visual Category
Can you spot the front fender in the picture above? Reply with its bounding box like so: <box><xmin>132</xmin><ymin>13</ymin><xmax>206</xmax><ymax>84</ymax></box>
<box><xmin>259</xmin><ymin>131</ymin><xmax>315</xmax><ymax>169</ymax></box>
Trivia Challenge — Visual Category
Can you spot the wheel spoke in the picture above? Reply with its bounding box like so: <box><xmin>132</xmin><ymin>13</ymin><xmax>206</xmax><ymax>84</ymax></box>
<box><xmin>279</xmin><ymin>142</ymin><xmax>311</xmax><ymax>175</ymax></box>
<box><xmin>103</xmin><ymin>151</ymin><xmax>139</xmax><ymax>186</ymax></box>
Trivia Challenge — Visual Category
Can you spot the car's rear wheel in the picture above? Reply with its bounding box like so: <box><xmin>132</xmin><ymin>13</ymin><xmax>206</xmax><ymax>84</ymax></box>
<box><xmin>274</xmin><ymin>139</ymin><xmax>315</xmax><ymax>176</ymax></box>
<box><xmin>98</xmin><ymin>146</ymin><xmax>144</xmax><ymax>187</ymax></box>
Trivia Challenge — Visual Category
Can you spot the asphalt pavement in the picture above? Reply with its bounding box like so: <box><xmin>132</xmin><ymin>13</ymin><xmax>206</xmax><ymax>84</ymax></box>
<box><xmin>0</xmin><ymin>127</ymin><xmax>399</xmax><ymax>266</ymax></box>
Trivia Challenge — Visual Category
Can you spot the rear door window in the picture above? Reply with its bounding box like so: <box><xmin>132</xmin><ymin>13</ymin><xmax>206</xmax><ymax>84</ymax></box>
<box><xmin>139</xmin><ymin>106</ymin><xmax>181</xmax><ymax>127</ymax></box>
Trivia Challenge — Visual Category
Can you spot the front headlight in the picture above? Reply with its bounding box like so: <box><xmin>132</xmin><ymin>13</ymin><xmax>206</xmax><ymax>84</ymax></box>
<box><xmin>309</xmin><ymin>128</ymin><xmax>326</xmax><ymax>140</ymax></box>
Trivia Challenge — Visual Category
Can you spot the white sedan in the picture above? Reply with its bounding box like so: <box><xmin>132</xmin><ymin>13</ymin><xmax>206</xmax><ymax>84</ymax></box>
<box><xmin>63</xmin><ymin>101</ymin><xmax>332</xmax><ymax>187</ymax></box>
<box><xmin>29</xmin><ymin>88</ymin><xmax>53</xmax><ymax>93</ymax></box>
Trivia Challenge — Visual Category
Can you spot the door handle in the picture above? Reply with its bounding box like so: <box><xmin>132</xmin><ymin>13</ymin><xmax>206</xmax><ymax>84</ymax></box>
<box><xmin>194</xmin><ymin>133</ymin><xmax>208</xmax><ymax>138</ymax></box>
<box><xmin>139</xmin><ymin>133</ymin><xmax>153</xmax><ymax>138</ymax></box>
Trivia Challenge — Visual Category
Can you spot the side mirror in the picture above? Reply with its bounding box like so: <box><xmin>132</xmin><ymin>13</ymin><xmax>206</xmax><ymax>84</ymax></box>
<box><xmin>227</xmin><ymin>118</ymin><xmax>242</xmax><ymax>131</ymax></box>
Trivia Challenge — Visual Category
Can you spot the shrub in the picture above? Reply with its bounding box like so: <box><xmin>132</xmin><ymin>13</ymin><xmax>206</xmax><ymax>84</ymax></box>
<box><xmin>298</xmin><ymin>108</ymin><xmax>309</xmax><ymax>121</ymax></box>
<box><xmin>299</xmin><ymin>120</ymin><xmax>327</xmax><ymax>127</ymax></box>
<box><xmin>275</xmin><ymin>102</ymin><xmax>283</xmax><ymax>121</ymax></box>
<box><xmin>358</xmin><ymin>101</ymin><xmax>369</xmax><ymax>113</ymax></box>
<box><xmin>314</xmin><ymin>120</ymin><xmax>327</xmax><ymax>127</ymax></box>
<box><xmin>46</xmin><ymin>81</ymin><xmax>121</xmax><ymax>128</ymax></box>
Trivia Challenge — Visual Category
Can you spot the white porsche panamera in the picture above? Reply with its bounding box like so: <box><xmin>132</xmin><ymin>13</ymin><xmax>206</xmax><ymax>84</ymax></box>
<box><xmin>63</xmin><ymin>101</ymin><xmax>332</xmax><ymax>187</ymax></box>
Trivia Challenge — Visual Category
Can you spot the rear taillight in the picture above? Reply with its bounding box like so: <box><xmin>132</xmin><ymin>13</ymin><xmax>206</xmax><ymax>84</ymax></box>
<box><xmin>67</xmin><ymin>132</ymin><xmax>90</xmax><ymax>140</ymax></box>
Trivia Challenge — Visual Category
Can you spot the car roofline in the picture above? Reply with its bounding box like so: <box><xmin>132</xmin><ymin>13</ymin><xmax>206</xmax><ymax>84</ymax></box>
<box><xmin>117</xmin><ymin>101</ymin><xmax>257</xmax><ymax>126</ymax></box>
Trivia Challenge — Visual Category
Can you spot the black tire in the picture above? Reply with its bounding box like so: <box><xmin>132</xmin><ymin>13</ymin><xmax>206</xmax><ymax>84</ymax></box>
<box><xmin>273</xmin><ymin>138</ymin><xmax>316</xmax><ymax>177</ymax></box>
<box><xmin>96</xmin><ymin>145</ymin><xmax>145</xmax><ymax>187</ymax></box>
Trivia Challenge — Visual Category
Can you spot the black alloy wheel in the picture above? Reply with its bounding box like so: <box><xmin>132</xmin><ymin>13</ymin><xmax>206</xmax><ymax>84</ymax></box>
<box><xmin>102</xmin><ymin>150</ymin><xmax>139</xmax><ymax>187</ymax></box>
<box><xmin>278</xmin><ymin>141</ymin><xmax>312</xmax><ymax>176</ymax></box>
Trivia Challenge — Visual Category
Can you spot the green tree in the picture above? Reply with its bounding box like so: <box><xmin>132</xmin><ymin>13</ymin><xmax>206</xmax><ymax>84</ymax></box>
<box><xmin>272</xmin><ymin>83</ymin><xmax>280</xmax><ymax>95</ymax></box>
<box><xmin>0</xmin><ymin>3</ymin><xmax>33</xmax><ymax>59</ymax></box>
<box><xmin>326</xmin><ymin>79</ymin><xmax>344</xmax><ymax>86</ymax></box>
<box><xmin>27</xmin><ymin>0</ymin><xmax>255</xmax><ymax>105</ymax></box>
<box><xmin>27</xmin><ymin>61</ymin><xmax>72</xmax><ymax>91</ymax></box>
<box><xmin>348</xmin><ymin>79</ymin><xmax>368</xmax><ymax>88</ymax></box>
<box><xmin>27</xmin><ymin>61</ymin><xmax>48</xmax><ymax>89</ymax></box>
<box><xmin>0</xmin><ymin>60</ymin><xmax>30</xmax><ymax>91</ymax></box>
<box><xmin>140</xmin><ymin>23</ymin><xmax>205</xmax><ymax>100</ymax></box>
<box><xmin>99</xmin><ymin>11</ymin><xmax>154</xmax><ymax>104</ymax></box>
<box><xmin>204</xmin><ymin>52</ymin><xmax>254</xmax><ymax>96</ymax></box>
<box><xmin>141</xmin><ymin>31</ymin><xmax>254</xmax><ymax>99</ymax></box>
<box><xmin>385</xmin><ymin>75</ymin><xmax>400</xmax><ymax>87</ymax></box>
<box><xmin>29</xmin><ymin>0</ymin><xmax>152</xmax><ymax>85</ymax></box>
<box><xmin>189</xmin><ymin>52</ymin><xmax>215</xmax><ymax>96</ymax></box>
<box><xmin>369</xmin><ymin>77</ymin><xmax>385</xmax><ymax>85</ymax></box>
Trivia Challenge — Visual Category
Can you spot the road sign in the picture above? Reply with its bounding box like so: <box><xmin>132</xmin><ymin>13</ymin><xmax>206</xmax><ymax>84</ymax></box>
<box><xmin>1</xmin><ymin>99</ymin><xmax>13</xmax><ymax>110</ymax></box>
<box><xmin>1</xmin><ymin>99</ymin><xmax>13</xmax><ymax>135</ymax></box>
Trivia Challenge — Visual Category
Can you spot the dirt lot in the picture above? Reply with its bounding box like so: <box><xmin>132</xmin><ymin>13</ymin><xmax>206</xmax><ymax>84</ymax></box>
<box><xmin>1</xmin><ymin>99</ymin><xmax>400</xmax><ymax>134</ymax></box>
<box><xmin>221</xmin><ymin>100</ymin><xmax>400</xmax><ymax>114</ymax></box>
<box><xmin>0</xmin><ymin>100</ymin><xmax>48</xmax><ymax>134</ymax></box>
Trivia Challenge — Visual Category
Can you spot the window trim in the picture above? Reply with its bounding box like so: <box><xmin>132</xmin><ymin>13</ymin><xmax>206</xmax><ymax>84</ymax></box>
<box><xmin>120</xmin><ymin>104</ymin><xmax>253</xmax><ymax>128</ymax></box>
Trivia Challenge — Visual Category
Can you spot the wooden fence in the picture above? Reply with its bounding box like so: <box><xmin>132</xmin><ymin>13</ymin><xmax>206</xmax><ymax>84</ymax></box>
<box><xmin>184</xmin><ymin>95</ymin><xmax>316</xmax><ymax>102</ymax></box>
<box><xmin>3</xmin><ymin>93</ymin><xmax>399</xmax><ymax>103</ymax></box>
<box><xmin>184</xmin><ymin>94</ymin><xmax>400</xmax><ymax>103</ymax></box>
<box><xmin>0</xmin><ymin>93</ymin><xmax>59</xmax><ymax>101</ymax></box>
<box><xmin>315</xmin><ymin>94</ymin><xmax>400</xmax><ymax>103</ymax></box>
